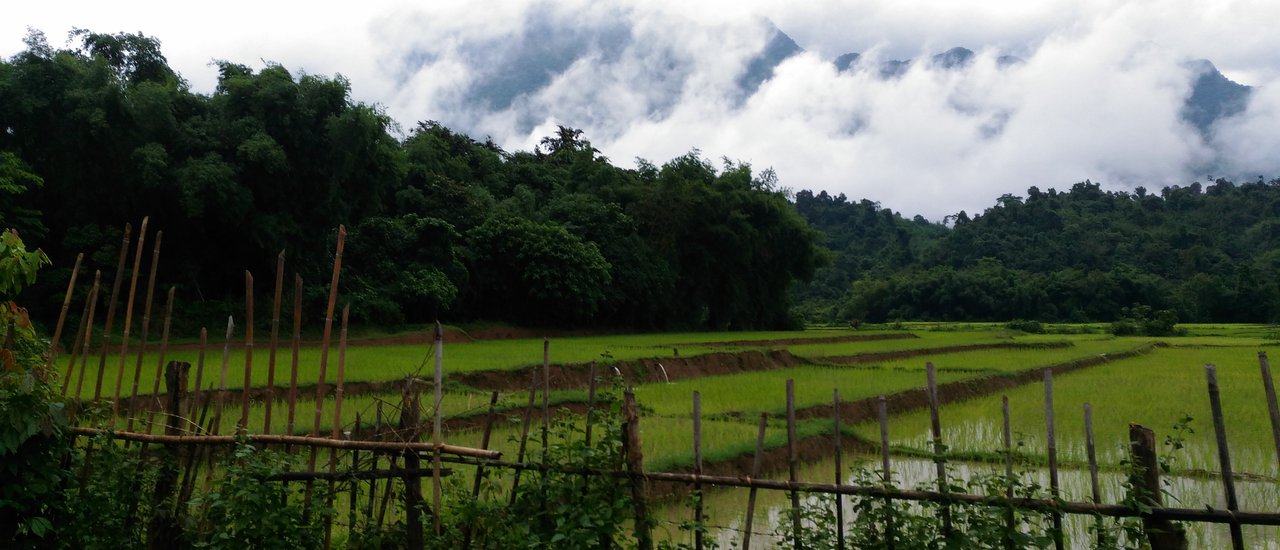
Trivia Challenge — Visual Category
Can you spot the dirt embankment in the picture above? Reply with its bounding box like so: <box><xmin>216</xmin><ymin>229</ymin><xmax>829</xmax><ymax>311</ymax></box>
<box><xmin>819</xmin><ymin>341</ymin><xmax>1072</xmax><ymax>365</ymax></box>
<box><xmin>453</xmin><ymin>349</ymin><xmax>808</xmax><ymax>392</ymax></box>
<box><xmin>798</xmin><ymin>344</ymin><xmax>1155</xmax><ymax>424</ymax></box>
<box><xmin>686</xmin><ymin>332</ymin><xmax>917</xmax><ymax>347</ymax></box>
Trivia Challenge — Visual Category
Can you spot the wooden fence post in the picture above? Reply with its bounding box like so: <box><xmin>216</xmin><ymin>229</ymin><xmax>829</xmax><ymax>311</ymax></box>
<box><xmin>623</xmin><ymin>389</ymin><xmax>652</xmax><ymax>550</ymax></box>
<box><xmin>1205</xmin><ymin>364</ymin><xmax>1244</xmax><ymax>550</ymax></box>
<box><xmin>146</xmin><ymin>361</ymin><xmax>189</xmax><ymax>550</ymax></box>
<box><xmin>1128</xmin><ymin>424</ymin><xmax>1188</xmax><ymax>550</ymax></box>
<box><xmin>401</xmin><ymin>380</ymin><xmax>424</xmax><ymax>550</ymax></box>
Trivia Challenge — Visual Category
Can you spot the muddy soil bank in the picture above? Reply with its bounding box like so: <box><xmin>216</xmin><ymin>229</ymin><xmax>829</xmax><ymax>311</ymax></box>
<box><xmin>453</xmin><ymin>349</ymin><xmax>808</xmax><ymax>392</ymax></box>
<box><xmin>818</xmin><ymin>341</ymin><xmax>1073</xmax><ymax>365</ymax></box>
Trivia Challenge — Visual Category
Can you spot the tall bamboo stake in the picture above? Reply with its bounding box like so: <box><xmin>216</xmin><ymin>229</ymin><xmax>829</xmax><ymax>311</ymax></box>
<box><xmin>46</xmin><ymin>252</ymin><xmax>83</xmax><ymax>367</ymax></box>
<box><xmin>541</xmin><ymin>337</ymin><xmax>550</xmax><ymax>459</ymax></box>
<box><xmin>112</xmin><ymin>217</ymin><xmax>148</xmax><ymax>414</ymax></box>
<box><xmin>461</xmin><ymin>391</ymin><xmax>500</xmax><ymax>548</ymax></box>
<box><xmin>509</xmin><ymin>370</ymin><xmax>539</xmax><ymax>506</ymax></box>
<box><xmin>1044</xmin><ymin>369</ymin><xmax>1063</xmax><ymax>550</ymax></box>
<box><xmin>308</xmin><ymin>226</ymin><xmax>346</xmax><ymax>529</ymax></box>
<box><xmin>786</xmin><ymin>379</ymin><xmax>800</xmax><ymax>549</ymax></box>
<box><xmin>879</xmin><ymin>395</ymin><xmax>895</xmax><ymax>549</ymax></box>
<box><xmin>431</xmin><ymin>321</ymin><xmax>444</xmax><ymax>536</ymax></box>
<box><xmin>324</xmin><ymin>304</ymin><xmax>350</xmax><ymax>550</ymax></box>
<box><xmin>1258</xmin><ymin>352</ymin><xmax>1280</xmax><ymax>472</ymax></box>
<box><xmin>1084</xmin><ymin>402</ymin><xmax>1103</xmax><ymax>548</ymax></box>
<box><xmin>64</xmin><ymin>270</ymin><xmax>99</xmax><ymax>397</ymax></box>
<box><xmin>93</xmin><ymin>222</ymin><xmax>132</xmax><ymax>403</ymax></box>
<box><xmin>72</xmin><ymin>272</ymin><xmax>102</xmax><ymax>401</ymax></box>
<box><xmin>833</xmin><ymin>388</ymin><xmax>845</xmax><ymax>550</ymax></box>
<box><xmin>741</xmin><ymin>413</ymin><xmax>768</xmax><ymax>550</ymax></box>
<box><xmin>925</xmin><ymin>362</ymin><xmax>952</xmax><ymax>537</ymax></box>
<box><xmin>1001</xmin><ymin>396</ymin><xmax>1014</xmax><ymax>550</ymax></box>
<box><xmin>240</xmin><ymin>270</ymin><xmax>254</xmax><ymax>432</ymax></box>
<box><xmin>126</xmin><ymin>231</ymin><xmax>162</xmax><ymax>431</ymax></box>
<box><xmin>212</xmin><ymin>316</ymin><xmax>235</xmax><ymax>436</ymax></box>
<box><xmin>368</xmin><ymin>400</ymin><xmax>384</xmax><ymax>523</ymax></box>
<box><xmin>311</xmin><ymin>226</ymin><xmax>346</xmax><ymax>438</ymax></box>
<box><xmin>143</xmin><ymin>287</ymin><xmax>175</xmax><ymax>434</ymax></box>
<box><xmin>189</xmin><ymin>328</ymin><xmax>208</xmax><ymax>419</ymax></box>
<box><xmin>264</xmin><ymin>250</ymin><xmax>285</xmax><ymax>434</ymax></box>
<box><xmin>331</xmin><ymin>305</ymin><xmax>351</xmax><ymax>440</ymax></box>
<box><xmin>1205</xmin><ymin>364</ymin><xmax>1244</xmax><ymax>550</ymax></box>
<box><xmin>693</xmin><ymin>390</ymin><xmax>703</xmax><ymax>550</ymax></box>
<box><xmin>287</xmin><ymin>275</ymin><xmax>302</xmax><ymax>436</ymax></box>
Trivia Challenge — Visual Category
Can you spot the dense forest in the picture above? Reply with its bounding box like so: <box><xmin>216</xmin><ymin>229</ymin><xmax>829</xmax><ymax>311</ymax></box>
<box><xmin>0</xmin><ymin>30</ymin><xmax>821</xmax><ymax>334</ymax></box>
<box><xmin>4</xmin><ymin>30</ymin><xmax>1279</xmax><ymax>336</ymax></box>
<box><xmin>792</xmin><ymin>179</ymin><xmax>1280</xmax><ymax>324</ymax></box>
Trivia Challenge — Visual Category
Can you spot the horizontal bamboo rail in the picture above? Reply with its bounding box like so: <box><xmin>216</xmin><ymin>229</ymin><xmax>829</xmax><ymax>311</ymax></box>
<box><xmin>437</xmin><ymin>456</ymin><xmax>1280</xmax><ymax>527</ymax></box>
<box><xmin>69</xmin><ymin>427</ymin><xmax>500</xmax><ymax>459</ymax></box>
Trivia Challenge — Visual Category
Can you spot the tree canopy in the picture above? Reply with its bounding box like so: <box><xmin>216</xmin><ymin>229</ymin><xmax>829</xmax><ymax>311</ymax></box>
<box><xmin>2</xmin><ymin>30</ymin><xmax>822</xmax><ymax>334</ymax></box>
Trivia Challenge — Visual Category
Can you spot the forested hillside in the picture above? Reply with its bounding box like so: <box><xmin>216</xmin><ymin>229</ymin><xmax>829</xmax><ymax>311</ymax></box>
<box><xmin>0</xmin><ymin>30</ymin><xmax>821</xmax><ymax>332</ymax></box>
<box><xmin>4</xmin><ymin>30</ymin><xmax>1278</xmax><ymax>333</ymax></box>
<box><xmin>793</xmin><ymin>180</ymin><xmax>1280</xmax><ymax>324</ymax></box>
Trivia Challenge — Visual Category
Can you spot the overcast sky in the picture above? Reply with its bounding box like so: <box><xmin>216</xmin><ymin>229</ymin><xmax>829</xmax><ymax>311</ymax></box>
<box><xmin>5</xmin><ymin>0</ymin><xmax>1279</xmax><ymax>220</ymax></box>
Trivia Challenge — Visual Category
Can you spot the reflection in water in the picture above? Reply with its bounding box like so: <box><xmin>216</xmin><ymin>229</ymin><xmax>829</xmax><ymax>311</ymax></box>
<box><xmin>654</xmin><ymin>454</ymin><xmax>1280</xmax><ymax>549</ymax></box>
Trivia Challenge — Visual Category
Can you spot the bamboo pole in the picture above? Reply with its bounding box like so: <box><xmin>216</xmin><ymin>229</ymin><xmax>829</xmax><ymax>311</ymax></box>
<box><xmin>67</xmin><ymin>428</ymin><xmax>500</xmax><ymax>458</ymax></box>
<box><xmin>324</xmin><ymin>305</ymin><xmax>350</xmax><ymax>550</ymax></box>
<box><xmin>786</xmin><ymin>379</ymin><xmax>800</xmax><ymax>549</ymax></box>
<box><xmin>926</xmin><ymin>362</ymin><xmax>952</xmax><ymax>536</ymax></box>
<box><xmin>112</xmin><ymin>218</ymin><xmax>148</xmax><ymax>416</ymax></box>
<box><xmin>583</xmin><ymin>361</ymin><xmax>598</xmax><ymax>450</ymax></box>
<box><xmin>145</xmin><ymin>360</ymin><xmax>188</xmax><ymax>546</ymax></box>
<box><xmin>368</xmin><ymin>400</ymin><xmax>384</xmax><ymax>523</ymax></box>
<box><xmin>833</xmin><ymin>388</ymin><xmax>845</xmax><ymax>550</ymax></box>
<box><xmin>264</xmin><ymin>251</ymin><xmax>285</xmax><ymax>434</ymax></box>
<box><xmin>66</xmin><ymin>270</ymin><xmax>100</xmax><ymax>398</ymax></box>
<box><xmin>310</xmin><ymin>226</ymin><xmax>347</xmax><ymax>476</ymax></box>
<box><xmin>1044</xmin><ymin>369</ymin><xmax>1063</xmax><ymax>550</ymax></box>
<box><xmin>331</xmin><ymin>306</ymin><xmax>351</xmax><ymax>438</ymax></box>
<box><xmin>211</xmin><ymin>316</ymin><xmax>235</xmax><ymax>436</ymax></box>
<box><xmin>541</xmin><ymin>337</ymin><xmax>550</xmax><ymax>459</ymax></box>
<box><xmin>1129</xmin><ymin>424</ymin><xmax>1189</xmax><ymax>549</ymax></box>
<box><xmin>143</xmin><ymin>287</ymin><xmax>175</xmax><ymax>435</ymax></box>
<box><xmin>189</xmin><ymin>328</ymin><xmax>208</xmax><ymax>419</ymax></box>
<box><xmin>93</xmin><ymin>222</ymin><xmax>131</xmax><ymax>403</ymax></box>
<box><xmin>46</xmin><ymin>252</ymin><xmax>82</xmax><ymax>367</ymax></box>
<box><xmin>125</xmin><ymin>231</ymin><xmax>162</xmax><ymax>432</ymax></box>
<box><xmin>431</xmin><ymin>321</ymin><xmax>444</xmax><ymax>536</ymax></box>
<box><xmin>1205</xmin><ymin>364</ymin><xmax>1244</xmax><ymax>550</ymax></box>
<box><xmin>287</xmin><ymin>275</ymin><xmax>302</xmax><ymax>436</ymax></box>
<box><xmin>508</xmin><ymin>370</ymin><xmax>538</xmax><ymax>506</ymax></box>
<box><xmin>693</xmin><ymin>390</ymin><xmax>704</xmax><ymax>550</ymax></box>
<box><xmin>879</xmin><ymin>395</ymin><xmax>895</xmax><ymax>549</ymax></box>
<box><xmin>741</xmin><ymin>413</ymin><xmax>768</xmax><ymax>550</ymax></box>
<box><xmin>1258</xmin><ymin>352</ymin><xmax>1280</xmax><ymax>472</ymax></box>
<box><xmin>240</xmin><ymin>270</ymin><xmax>254</xmax><ymax>432</ymax></box>
<box><xmin>461</xmin><ymin>391</ymin><xmax>500</xmax><ymax>548</ymax></box>
<box><xmin>1085</xmin><ymin>402</ymin><xmax>1103</xmax><ymax>548</ymax></box>
<box><xmin>400</xmin><ymin>382</ymin><xmax>424</xmax><ymax>550</ymax></box>
<box><xmin>623</xmin><ymin>388</ymin><xmax>652</xmax><ymax>550</ymax></box>
<box><xmin>1001</xmin><ymin>396</ymin><xmax>1014</xmax><ymax>550</ymax></box>
<box><xmin>433</xmin><ymin>456</ymin><xmax>1280</xmax><ymax>526</ymax></box>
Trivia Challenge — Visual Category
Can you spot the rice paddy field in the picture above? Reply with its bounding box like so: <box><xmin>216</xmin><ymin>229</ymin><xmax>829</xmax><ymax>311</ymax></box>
<box><xmin>69</xmin><ymin>322</ymin><xmax>1280</xmax><ymax>548</ymax></box>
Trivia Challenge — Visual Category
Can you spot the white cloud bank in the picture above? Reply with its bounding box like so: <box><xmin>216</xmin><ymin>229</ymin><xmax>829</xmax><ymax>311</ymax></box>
<box><xmin>5</xmin><ymin>0</ymin><xmax>1280</xmax><ymax>219</ymax></box>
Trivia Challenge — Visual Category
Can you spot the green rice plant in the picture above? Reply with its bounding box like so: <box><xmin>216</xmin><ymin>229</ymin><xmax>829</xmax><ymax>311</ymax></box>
<box><xmin>858</xmin><ymin>347</ymin><xmax>1280</xmax><ymax>481</ymax></box>
<box><xmin>636</xmin><ymin>341</ymin><xmax>1147</xmax><ymax>418</ymax></box>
